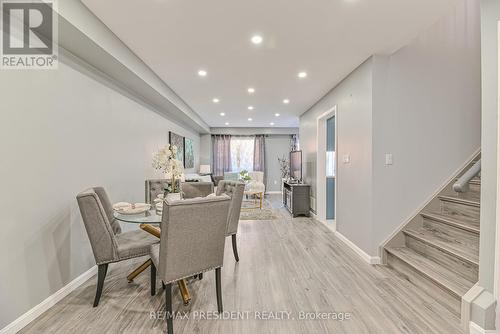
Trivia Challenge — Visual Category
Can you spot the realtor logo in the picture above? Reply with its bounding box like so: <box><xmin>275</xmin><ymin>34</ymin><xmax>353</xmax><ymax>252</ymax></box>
<box><xmin>1</xmin><ymin>0</ymin><xmax>58</xmax><ymax>69</ymax></box>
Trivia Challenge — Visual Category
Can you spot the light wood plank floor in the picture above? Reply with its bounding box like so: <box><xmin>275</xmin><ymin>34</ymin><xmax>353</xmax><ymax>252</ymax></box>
<box><xmin>21</xmin><ymin>196</ymin><xmax>463</xmax><ymax>334</ymax></box>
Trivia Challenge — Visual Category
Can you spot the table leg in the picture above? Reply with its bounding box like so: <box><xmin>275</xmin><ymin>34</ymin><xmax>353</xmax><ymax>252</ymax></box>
<box><xmin>260</xmin><ymin>192</ymin><xmax>263</xmax><ymax>209</ymax></box>
<box><xmin>134</xmin><ymin>223</ymin><xmax>191</xmax><ymax>305</ymax></box>
<box><xmin>127</xmin><ymin>259</ymin><xmax>151</xmax><ymax>283</ymax></box>
<box><xmin>178</xmin><ymin>279</ymin><xmax>191</xmax><ymax>305</ymax></box>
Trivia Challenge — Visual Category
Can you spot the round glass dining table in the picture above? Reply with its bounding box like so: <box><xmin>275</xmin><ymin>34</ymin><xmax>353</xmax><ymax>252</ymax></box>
<box><xmin>114</xmin><ymin>210</ymin><xmax>162</xmax><ymax>225</ymax></box>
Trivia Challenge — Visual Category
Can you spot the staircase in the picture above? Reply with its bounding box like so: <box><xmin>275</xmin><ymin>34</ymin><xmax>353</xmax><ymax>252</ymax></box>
<box><xmin>383</xmin><ymin>157</ymin><xmax>480</xmax><ymax>319</ymax></box>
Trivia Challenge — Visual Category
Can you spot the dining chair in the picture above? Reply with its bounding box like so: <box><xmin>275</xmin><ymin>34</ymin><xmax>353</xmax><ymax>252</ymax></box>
<box><xmin>145</xmin><ymin>179</ymin><xmax>171</xmax><ymax>204</ymax></box>
<box><xmin>150</xmin><ymin>195</ymin><xmax>231</xmax><ymax>334</ymax></box>
<box><xmin>76</xmin><ymin>187</ymin><xmax>159</xmax><ymax>307</ymax></box>
<box><xmin>216</xmin><ymin>180</ymin><xmax>245</xmax><ymax>262</ymax></box>
<box><xmin>179</xmin><ymin>181</ymin><xmax>214</xmax><ymax>199</ymax></box>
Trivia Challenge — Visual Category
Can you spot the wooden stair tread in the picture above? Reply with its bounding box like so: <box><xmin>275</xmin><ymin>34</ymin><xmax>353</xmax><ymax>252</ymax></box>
<box><xmin>421</xmin><ymin>211</ymin><xmax>479</xmax><ymax>234</ymax></box>
<box><xmin>438</xmin><ymin>195</ymin><xmax>480</xmax><ymax>208</ymax></box>
<box><xmin>386</xmin><ymin>247</ymin><xmax>475</xmax><ymax>298</ymax></box>
<box><xmin>403</xmin><ymin>227</ymin><xmax>479</xmax><ymax>266</ymax></box>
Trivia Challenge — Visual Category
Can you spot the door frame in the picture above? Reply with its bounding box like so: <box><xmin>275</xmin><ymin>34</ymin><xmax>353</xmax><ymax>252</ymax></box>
<box><xmin>316</xmin><ymin>106</ymin><xmax>338</xmax><ymax>231</ymax></box>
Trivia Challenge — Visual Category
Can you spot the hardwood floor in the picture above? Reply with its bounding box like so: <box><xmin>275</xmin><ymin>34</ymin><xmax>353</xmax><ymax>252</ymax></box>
<box><xmin>20</xmin><ymin>196</ymin><xmax>462</xmax><ymax>334</ymax></box>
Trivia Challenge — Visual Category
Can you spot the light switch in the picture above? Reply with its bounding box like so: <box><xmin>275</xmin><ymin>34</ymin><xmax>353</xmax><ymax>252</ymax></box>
<box><xmin>385</xmin><ymin>153</ymin><xmax>393</xmax><ymax>166</ymax></box>
<box><xmin>343</xmin><ymin>154</ymin><xmax>350</xmax><ymax>164</ymax></box>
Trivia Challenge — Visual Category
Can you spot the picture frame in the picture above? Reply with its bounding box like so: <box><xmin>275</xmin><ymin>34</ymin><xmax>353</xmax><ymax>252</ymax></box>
<box><xmin>168</xmin><ymin>131</ymin><xmax>185</xmax><ymax>165</ymax></box>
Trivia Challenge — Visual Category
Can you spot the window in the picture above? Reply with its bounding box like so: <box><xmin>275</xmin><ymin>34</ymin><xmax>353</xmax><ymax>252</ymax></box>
<box><xmin>230</xmin><ymin>137</ymin><xmax>254</xmax><ymax>172</ymax></box>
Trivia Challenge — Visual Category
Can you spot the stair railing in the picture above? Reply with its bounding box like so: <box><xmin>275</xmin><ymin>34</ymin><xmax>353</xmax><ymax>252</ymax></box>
<box><xmin>453</xmin><ymin>160</ymin><xmax>481</xmax><ymax>193</ymax></box>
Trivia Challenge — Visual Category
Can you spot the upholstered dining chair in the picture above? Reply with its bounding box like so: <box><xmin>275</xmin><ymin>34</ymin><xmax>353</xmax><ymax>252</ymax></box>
<box><xmin>145</xmin><ymin>179</ymin><xmax>171</xmax><ymax>204</ymax></box>
<box><xmin>150</xmin><ymin>195</ymin><xmax>231</xmax><ymax>334</ymax></box>
<box><xmin>76</xmin><ymin>187</ymin><xmax>159</xmax><ymax>307</ymax></box>
<box><xmin>179</xmin><ymin>181</ymin><xmax>214</xmax><ymax>199</ymax></box>
<box><xmin>216</xmin><ymin>180</ymin><xmax>245</xmax><ymax>262</ymax></box>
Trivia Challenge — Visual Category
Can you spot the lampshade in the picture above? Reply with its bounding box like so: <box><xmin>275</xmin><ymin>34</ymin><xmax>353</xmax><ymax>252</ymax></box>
<box><xmin>199</xmin><ymin>165</ymin><xmax>211</xmax><ymax>174</ymax></box>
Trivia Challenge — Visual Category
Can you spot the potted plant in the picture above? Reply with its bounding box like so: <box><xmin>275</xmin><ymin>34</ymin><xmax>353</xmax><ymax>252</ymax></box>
<box><xmin>152</xmin><ymin>145</ymin><xmax>184</xmax><ymax>193</ymax></box>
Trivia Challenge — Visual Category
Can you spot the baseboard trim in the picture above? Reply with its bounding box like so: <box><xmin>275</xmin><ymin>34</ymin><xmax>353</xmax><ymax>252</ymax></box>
<box><xmin>0</xmin><ymin>265</ymin><xmax>97</xmax><ymax>334</ymax></box>
<box><xmin>334</xmin><ymin>231</ymin><xmax>381</xmax><ymax>265</ymax></box>
<box><xmin>265</xmin><ymin>191</ymin><xmax>282</xmax><ymax>194</ymax></box>
<box><xmin>469</xmin><ymin>321</ymin><xmax>496</xmax><ymax>334</ymax></box>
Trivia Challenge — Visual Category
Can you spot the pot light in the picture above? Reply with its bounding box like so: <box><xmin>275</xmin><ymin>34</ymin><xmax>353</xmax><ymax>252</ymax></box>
<box><xmin>298</xmin><ymin>71</ymin><xmax>307</xmax><ymax>78</ymax></box>
<box><xmin>198</xmin><ymin>70</ymin><xmax>207</xmax><ymax>77</ymax></box>
<box><xmin>251</xmin><ymin>35</ymin><xmax>263</xmax><ymax>44</ymax></box>
<box><xmin>219</xmin><ymin>112</ymin><xmax>225</xmax><ymax>116</ymax></box>
<box><xmin>248</xmin><ymin>118</ymin><xmax>253</xmax><ymax>121</ymax></box>
<box><xmin>283</xmin><ymin>99</ymin><xmax>290</xmax><ymax>104</ymax></box>
<box><xmin>270</xmin><ymin>122</ymin><xmax>275</xmax><ymax>126</ymax></box>
<box><xmin>248</xmin><ymin>106</ymin><xmax>254</xmax><ymax>110</ymax></box>
<box><xmin>248</xmin><ymin>87</ymin><xmax>255</xmax><ymax>94</ymax></box>
<box><xmin>225</xmin><ymin>122</ymin><xmax>229</xmax><ymax>125</ymax></box>
<box><xmin>275</xmin><ymin>113</ymin><xmax>280</xmax><ymax>117</ymax></box>
<box><xmin>212</xmin><ymin>98</ymin><xmax>220</xmax><ymax>103</ymax></box>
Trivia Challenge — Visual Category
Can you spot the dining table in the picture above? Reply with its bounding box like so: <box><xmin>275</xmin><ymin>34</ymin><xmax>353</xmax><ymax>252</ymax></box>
<box><xmin>114</xmin><ymin>193</ymin><xmax>192</xmax><ymax>305</ymax></box>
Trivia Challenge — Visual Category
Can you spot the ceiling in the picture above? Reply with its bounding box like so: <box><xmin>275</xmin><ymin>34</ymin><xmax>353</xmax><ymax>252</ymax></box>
<box><xmin>82</xmin><ymin>0</ymin><xmax>458</xmax><ymax>128</ymax></box>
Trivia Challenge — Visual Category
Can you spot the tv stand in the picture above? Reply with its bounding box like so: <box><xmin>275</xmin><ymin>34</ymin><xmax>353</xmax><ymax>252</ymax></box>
<box><xmin>282</xmin><ymin>181</ymin><xmax>310</xmax><ymax>217</ymax></box>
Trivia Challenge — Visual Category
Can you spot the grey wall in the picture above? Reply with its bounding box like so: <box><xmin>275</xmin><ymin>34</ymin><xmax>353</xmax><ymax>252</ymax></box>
<box><xmin>200</xmin><ymin>134</ymin><xmax>212</xmax><ymax>166</ymax></box>
<box><xmin>299</xmin><ymin>0</ymin><xmax>481</xmax><ymax>256</ymax></box>
<box><xmin>0</xmin><ymin>54</ymin><xmax>200</xmax><ymax>329</ymax></box>
<box><xmin>265</xmin><ymin>136</ymin><xmax>292</xmax><ymax>192</ymax></box>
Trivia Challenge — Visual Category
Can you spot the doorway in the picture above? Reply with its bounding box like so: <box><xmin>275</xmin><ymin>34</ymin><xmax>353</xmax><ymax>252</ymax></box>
<box><xmin>316</xmin><ymin>106</ymin><xmax>337</xmax><ymax>230</ymax></box>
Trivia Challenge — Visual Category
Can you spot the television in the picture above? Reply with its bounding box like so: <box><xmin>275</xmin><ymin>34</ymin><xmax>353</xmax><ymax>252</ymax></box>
<box><xmin>290</xmin><ymin>150</ymin><xmax>302</xmax><ymax>182</ymax></box>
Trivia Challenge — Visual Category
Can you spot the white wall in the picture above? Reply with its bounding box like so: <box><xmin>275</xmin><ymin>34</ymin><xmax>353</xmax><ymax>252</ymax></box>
<box><xmin>300</xmin><ymin>59</ymin><xmax>374</xmax><ymax>250</ymax></box>
<box><xmin>0</xmin><ymin>56</ymin><xmax>199</xmax><ymax>329</ymax></box>
<box><xmin>265</xmin><ymin>135</ymin><xmax>292</xmax><ymax>192</ymax></box>
<box><xmin>299</xmin><ymin>0</ymin><xmax>481</xmax><ymax>256</ymax></box>
<box><xmin>371</xmin><ymin>0</ymin><xmax>481</xmax><ymax>253</ymax></box>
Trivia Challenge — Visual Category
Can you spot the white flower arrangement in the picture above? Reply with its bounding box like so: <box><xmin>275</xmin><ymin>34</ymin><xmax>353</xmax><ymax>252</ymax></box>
<box><xmin>152</xmin><ymin>144</ymin><xmax>184</xmax><ymax>179</ymax></box>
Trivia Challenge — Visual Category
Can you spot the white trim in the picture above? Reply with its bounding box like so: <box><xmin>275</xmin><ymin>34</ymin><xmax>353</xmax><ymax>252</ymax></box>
<box><xmin>469</xmin><ymin>321</ymin><xmax>496</xmax><ymax>334</ymax></box>
<box><xmin>335</xmin><ymin>231</ymin><xmax>381</xmax><ymax>265</ymax></box>
<box><xmin>379</xmin><ymin>148</ymin><xmax>481</xmax><ymax>261</ymax></box>
<box><xmin>265</xmin><ymin>191</ymin><xmax>282</xmax><ymax>194</ymax></box>
<box><xmin>0</xmin><ymin>266</ymin><xmax>97</xmax><ymax>334</ymax></box>
<box><xmin>494</xmin><ymin>21</ymin><xmax>500</xmax><ymax>317</ymax></box>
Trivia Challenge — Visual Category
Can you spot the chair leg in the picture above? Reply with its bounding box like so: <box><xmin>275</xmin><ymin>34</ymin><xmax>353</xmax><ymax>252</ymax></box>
<box><xmin>231</xmin><ymin>234</ymin><xmax>240</xmax><ymax>262</ymax></box>
<box><xmin>165</xmin><ymin>283</ymin><xmax>173</xmax><ymax>334</ymax></box>
<box><xmin>93</xmin><ymin>263</ymin><xmax>108</xmax><ymax>307</ymax></box>
<box><xmin>215</xmin><ymin>268</ymin><xmax>223</xmax><ymax>313</ymax></box>
<box><xmin>151</xmin><ymin>263</ymin><xmax>156</xmax><ymax>296</ymax></box>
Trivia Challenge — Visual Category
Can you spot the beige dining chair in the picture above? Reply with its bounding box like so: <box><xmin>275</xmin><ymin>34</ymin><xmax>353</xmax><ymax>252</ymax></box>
<box><xmin>179</xmin><ymin>182</ymin><xmax>214</xmax><ymax>199</ymax></box>
<box><xmin>216</xmin><ymin>180</ymin><xmax>245</xmax><ymax>262</ymax></box>
<box><xmin>150</xmin><ymin>195</ymin><xmax>231</xmax><ymax>334</ymax></box>
<box><xmin>76</xmin><ymin>187</ymin><xmax>158</xmax><ymax>307</ymax></box>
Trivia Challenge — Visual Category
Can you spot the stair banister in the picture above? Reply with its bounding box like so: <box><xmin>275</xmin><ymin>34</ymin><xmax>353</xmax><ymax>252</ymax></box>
<box><xmin>453</xmin><ymin>160</ymin><xmax>481</xmax><ymax>193</ymax></box>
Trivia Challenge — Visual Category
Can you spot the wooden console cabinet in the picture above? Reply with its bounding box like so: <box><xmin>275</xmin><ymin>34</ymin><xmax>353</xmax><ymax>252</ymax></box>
<box><xmin>282</xmin><ymin>181</ymin><xmax>310</xmax><ymax>217</ymax></box>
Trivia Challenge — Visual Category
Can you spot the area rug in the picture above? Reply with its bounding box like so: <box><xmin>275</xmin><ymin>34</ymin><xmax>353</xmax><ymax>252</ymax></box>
<box><xmin>240</xmin><ymin>198</ymin><xmax>279</xmax><ymax>220</ymax></box>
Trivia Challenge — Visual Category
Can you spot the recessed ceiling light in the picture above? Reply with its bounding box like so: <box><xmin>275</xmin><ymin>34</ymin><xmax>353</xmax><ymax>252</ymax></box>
<box><xmin>212</xmin><ymin>98</ymin><xmax>220</xmax><ymax>103</ymax></box>
<box><xmin>248</xmin><ymin>118</ymin><xmax>253</xmax><ymax>121</ymax></box>
<box><xmin>248</xmin><ymin>87</ymin><xmax>255</xmax><ymax>94</ymax></box>
<box><xmin>225</xmin><ymin>122</ymin><xmax>229</xmax><ymax>125</ymax></box>
<box><xmin>298</xmin><ymin>71</ymin><xmax>308</xmax><ymax>78</ymax></box>
<box><xmin>251</xmin><ymin>35</ymin><xmax>263</xmax><ymax>44</ymax></box>
<box><xmin>270</xmin><ymin>122</ymin><xmax>275</xmax><ymax>126</ymax></box>
<box><xmin>198</xmin><ymin>70</ymin><xmax>207</xmax><ymax>77</ymax></box>
<box><xmin>248</xmin><ymin>106</ymin><xmax>254</xmax><ymax>110</ymax></box>
<box><xmin>283</xmin><ymin>99</ymin><xmax>290</xmax><ymax>104</ymax></box>
<box><xmin>219</xmin><ymin>112</ymin><xmax>225</xmax><ymax>116</ymax></box>
<box><xmin>275</xmin><ymin>113</ymin><xmax>280</xmax><ymax>117</ymax></box>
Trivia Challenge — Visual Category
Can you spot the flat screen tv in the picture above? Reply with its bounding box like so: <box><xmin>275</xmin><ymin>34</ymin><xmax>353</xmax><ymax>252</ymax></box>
<box><xmin>290</xmin><ymin>150</ymin><xmax>302</xmax><ymax>182</ymax></box>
